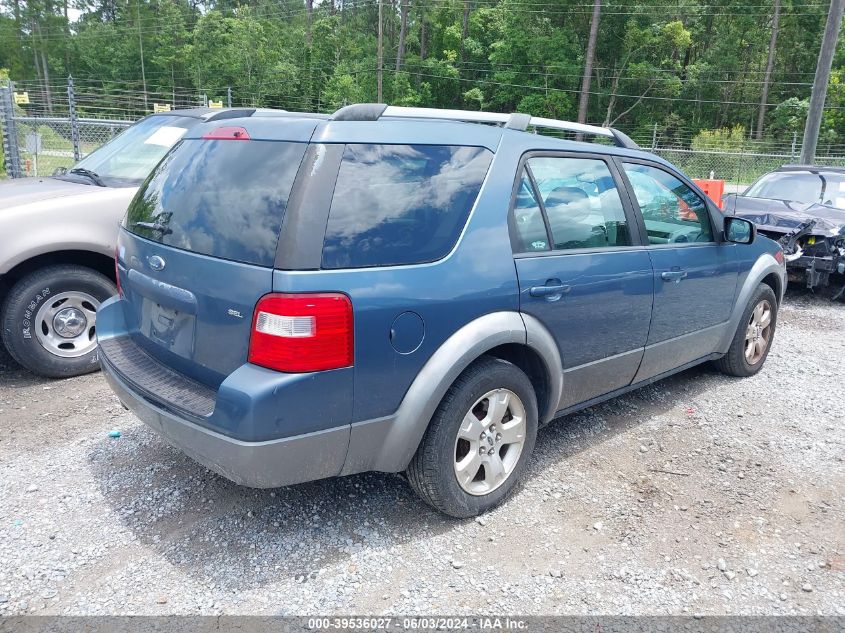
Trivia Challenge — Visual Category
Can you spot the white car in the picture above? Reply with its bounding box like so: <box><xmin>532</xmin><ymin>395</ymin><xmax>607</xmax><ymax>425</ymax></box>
<box><xmin>0</xmin><ymin>107</ymin><xmax>283</xmax><ymax>377</ymax></box>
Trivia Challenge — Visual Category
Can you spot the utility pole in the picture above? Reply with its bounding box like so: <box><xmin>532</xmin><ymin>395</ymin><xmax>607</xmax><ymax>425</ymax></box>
<box><xmin>756</xmin><ymin>0</ymin><xmax>780</xmax><ymax>141</ymax></box>
<box><xmin>396</xmin><ymin>0</ymin><xmax>409</xmax><ymax>73</ymax></box>
<box><xmin>800</xmin><ymin>0</ymin><xmax>845</xmax><ymax>164</ymax></box>
<box><xmin>577</xmin><ymin>0</ymin><xmax>601</xmax><ymax>125</ymax></box>
<box><xmin>306</xmin><ymin>0</ymin><xmax>313</xmax><ymax>47</ymax></box>
<box><xmin>377</xmin><ymin>0</ymin><xmax>384</xmax><ymax>102</ymax></box>
<box><xmin>137</xmin><ymin>0</ymin><xmax>148</xmax><ymax>111</ymax></box>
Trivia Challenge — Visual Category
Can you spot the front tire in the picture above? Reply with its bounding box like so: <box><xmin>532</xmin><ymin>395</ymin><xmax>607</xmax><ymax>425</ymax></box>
<box><xmin>714</xmin><ymin>283</ymin><xmax>778</xmax><ymax>377</ymax></box>
<box><xmin>1</xmin><ymin>265</ymin><xmax>116</xmax><ymax>378</ymax></box>
<box><xmin>407</xmin><ymin>356</ymin><xmax>538</xmax><ymax>518</ymax></box>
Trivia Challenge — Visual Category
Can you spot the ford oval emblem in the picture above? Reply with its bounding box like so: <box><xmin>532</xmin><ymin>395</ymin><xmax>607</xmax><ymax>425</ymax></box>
<box><xmin>148</xmin><ymin>255</ymin><xmax>166</xmax><ymax>271</ymax></box>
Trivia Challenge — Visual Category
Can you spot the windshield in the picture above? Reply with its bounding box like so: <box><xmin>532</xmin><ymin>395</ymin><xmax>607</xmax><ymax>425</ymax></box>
<box><xmin>745</xmin><ymin>170</ymin><xmax>845</xmax><ymax>208</ymax></box>
<box><xmin>55</xmin><ymin>115</ymin><xmax>198</xmax><ymax>187</ymax></box>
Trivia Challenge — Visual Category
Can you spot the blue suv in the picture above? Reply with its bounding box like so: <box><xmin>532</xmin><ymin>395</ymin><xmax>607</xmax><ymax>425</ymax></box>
<box><xmin>97</xmin><ymin>104</ymin><xmax>786</xmax><ymax>517</ymax></box>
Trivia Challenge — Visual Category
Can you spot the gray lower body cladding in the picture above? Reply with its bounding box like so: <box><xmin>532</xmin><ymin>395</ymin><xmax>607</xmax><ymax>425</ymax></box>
<box><xmin>101</xmin><ymin>357</ymin><xmax>350</xmax><ymax>488</ymax></box>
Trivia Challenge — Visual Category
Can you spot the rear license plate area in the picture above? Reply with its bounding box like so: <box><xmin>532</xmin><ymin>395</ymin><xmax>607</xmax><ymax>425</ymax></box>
<box><xmin>140</xmin><ymin>298</ymin><xmax>196</xmax><ymax>357</ymax></box>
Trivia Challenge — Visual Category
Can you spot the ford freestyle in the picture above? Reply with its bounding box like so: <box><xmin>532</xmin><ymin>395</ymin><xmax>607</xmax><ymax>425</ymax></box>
<box><xmin>97</xmin><ymin>104</ymin><xmax>786</xmax><ymax>517</ymax></box>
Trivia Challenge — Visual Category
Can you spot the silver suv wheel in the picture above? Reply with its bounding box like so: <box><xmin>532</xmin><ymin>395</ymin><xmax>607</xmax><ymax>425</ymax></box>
<box><xmin>34</xmin><ymin>291</ymin><xmax>100</xmax><ymax>358</ymax></box>
<box><xmin>745</xmin><ymin>298</ymin><xmax>773</xmax><ymax>365</ymax></box>
<box><xmin>407</xmin><ymin>356</ymin><xmax>538</xmax><ymax>517</ymax></box>
<box><xmin>453</xmin><ymin>388</ymin><xmax>527</xmax><ymax>495</ymax></box>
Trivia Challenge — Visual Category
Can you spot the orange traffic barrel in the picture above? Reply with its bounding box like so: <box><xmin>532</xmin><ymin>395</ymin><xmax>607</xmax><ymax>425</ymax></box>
<box><xmin>693</xmin><ymin>179</ymin><xmax>725</xmax><ymax>208</ymax></box>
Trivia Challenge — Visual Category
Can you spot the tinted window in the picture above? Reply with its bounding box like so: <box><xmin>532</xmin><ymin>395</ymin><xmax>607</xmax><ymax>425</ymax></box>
<box><xmin>125</xmin><ymin>139</ymin><xmax>307</xmax><ymax>266</ymax></box>
<box><xmin>321</xmin><ymin>144</ymin><xmax>493</xmax><ymax>269</ymax></box>
<box><xmin>525</xmin><ymin>156</ymin><xmax>631</xmax><ymax>250</ymax></box>
<box><xmin>623</xmin><ymin>163</ymin><xmax>713</xmax><ymax>244</ymax></box>
<box><xmin>512</xmin><ymin>172</ymin><xmax>549</xmax><ymax>252</ymax></box>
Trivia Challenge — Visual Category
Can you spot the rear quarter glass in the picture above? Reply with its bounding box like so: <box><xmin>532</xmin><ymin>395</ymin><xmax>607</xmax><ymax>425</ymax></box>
<box><xmin>321</xmin><ymin>144</ymin><xmax>494</xmax><ymax>269</ymax></box>
<box><xmin>124</xmin><ymin>139</ymin><xmax>307</xmax><ymax>267</ymax></box>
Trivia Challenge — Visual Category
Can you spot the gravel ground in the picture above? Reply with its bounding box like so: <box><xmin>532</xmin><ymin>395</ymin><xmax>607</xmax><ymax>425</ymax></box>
<box><xmin>0</xmin><ymin>287</ymin><xmax>843</xmax><ymax>616</ymax></box>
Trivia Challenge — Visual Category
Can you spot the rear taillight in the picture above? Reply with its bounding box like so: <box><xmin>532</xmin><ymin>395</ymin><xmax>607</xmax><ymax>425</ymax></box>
<box><xmin>248</xmin><ymin>293</ymin><xmax>353</xmax><ymax>373</ymax></box>
<box><xmin>774</xmin><ymin>249</ymin><xmax>785</xmax><ymax>265</ymax></box>
<box><xmin>114</xmin><ymin>244</ymin><xmax>123</xmax><ymax>297</ymax></box>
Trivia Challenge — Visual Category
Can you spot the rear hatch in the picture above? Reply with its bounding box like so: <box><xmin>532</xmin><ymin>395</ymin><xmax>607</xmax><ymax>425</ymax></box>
<box><xmin>116</xmin><ymin>120</ymin><xmax>316</xmax><ymax>388</ymax></box>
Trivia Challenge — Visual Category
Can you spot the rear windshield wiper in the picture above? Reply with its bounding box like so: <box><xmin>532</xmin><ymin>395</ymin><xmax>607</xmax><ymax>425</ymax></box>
<box><xmin>69</xmin><ymin>167</ymin><xmax>106</xmax><ymax>187</ymax></box>
<box><xmin>131</xmin><ymin>221</ymin><xmax>172</xmax><ymax>236</ymax></box>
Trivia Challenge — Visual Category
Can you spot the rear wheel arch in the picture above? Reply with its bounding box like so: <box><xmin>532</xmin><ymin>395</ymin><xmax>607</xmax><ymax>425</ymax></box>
<box><xmin>350</xmin><ymin>311</ymin><xmax>561</xmax><ymax>474</ymax></box>
<box><xmin>406</xmin><ymin>355</ymin><xmax>539</xmax><ymax>517</ymax></box>
<box><xmin>485</xmin><ymin>343</ymin><xmax>555</xmax><ymax>427</ymax></box>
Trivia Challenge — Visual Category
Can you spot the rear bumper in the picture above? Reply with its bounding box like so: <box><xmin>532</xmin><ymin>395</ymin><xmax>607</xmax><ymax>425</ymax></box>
<box><xmin>96</xmin><ymin>295</ymin><xmax>351</xmax><ymax>488</ymax></box>
<box><xmin>100</xmin><ymin>360</ymin><xmax>350</xmax><ymax>488</ymax></box>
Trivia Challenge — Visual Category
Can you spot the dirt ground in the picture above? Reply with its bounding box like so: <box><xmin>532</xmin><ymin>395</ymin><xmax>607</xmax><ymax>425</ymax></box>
<box><xmin>0</xmin><ymin>287</ymin><xmax>842</xmax><ymax>615</ymax></box>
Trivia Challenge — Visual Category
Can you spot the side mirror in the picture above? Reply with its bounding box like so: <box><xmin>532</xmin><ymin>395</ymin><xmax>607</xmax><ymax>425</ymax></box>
<box><xmin>724</xmin><ymin>216</ymin><xmax>756</xmax><ymax>244</ymax></box>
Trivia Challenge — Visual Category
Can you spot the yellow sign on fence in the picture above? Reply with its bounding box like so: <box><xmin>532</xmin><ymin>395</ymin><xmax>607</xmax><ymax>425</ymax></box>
<box><xmin>13</xmin><ymin>91</ymin><xmax>29</xmax><ymax>105</ymax></box>
<box><xmin>153</xmin><ymin>103</ymin><xmax>172</xmax><ymax>113</ymax></box>
<box><xmin>208</xmin><ymin>100</ymin><xmax>223</xmax><ymax>109</ymax></box>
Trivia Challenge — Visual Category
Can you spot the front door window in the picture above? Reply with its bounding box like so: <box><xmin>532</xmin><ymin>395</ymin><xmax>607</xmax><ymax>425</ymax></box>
<box><xmin>622</xmin><ymin>163</ymin><xmax>713</xmax><ymax>245</ymax></box>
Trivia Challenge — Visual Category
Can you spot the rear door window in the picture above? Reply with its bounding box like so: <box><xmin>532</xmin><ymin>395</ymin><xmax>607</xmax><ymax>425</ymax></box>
<box><xmin>321</xmin><ymin>144</ymin><xmax>493</xmax><ymax>269</ymax></box>
<box><xmin>125</xmin><ymin>139</ymin><xmax>307</xmax><ymax>266</ymax></box>
<box><xmin>529</xmin><ymin>156</ymin><xmax>632</xmax><ymax>250</ymax></box>
<box><xmin>511</xmin><ymin>155</ymin><xmax>632</xmax><ymax>252</ymax></box>
<box><xmin>512</xmin><ymin>173</ymin><xmax>550</xmax><ymax>252</ymax></box>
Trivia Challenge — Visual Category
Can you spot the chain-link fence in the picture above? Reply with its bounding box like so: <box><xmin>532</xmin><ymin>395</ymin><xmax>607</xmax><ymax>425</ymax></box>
<box><xmin>4</xmin><ymin>75</ymin><xmax>845</xmax><ymax>187</ymax></box>
<box><xmin>1</xmin><ymin>80</ymin><xmax>132</xmax><ymax>178</ymax></box>
<box><xmin>630</xmin><ymin>125</ymin><xmax>845</xmax><ymax>186</ymax></box>
<box><xmin>0</xmin><ymin>75</ymin><xmax>211</xmax><ymax>179</ymax></box>
<box><xmin>647</xmin><ymin>148</ymin><xmax>845</xmax><ymax>186</ymax></box>
<box><xmin>7</xmin><ymin>116</ymin><xmax>132</xmax><ymax>177</ymax></box>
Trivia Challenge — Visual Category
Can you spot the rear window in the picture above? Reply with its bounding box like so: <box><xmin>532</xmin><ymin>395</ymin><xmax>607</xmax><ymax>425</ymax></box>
<box><xmin>125</xmin><ymin>139</ymin><xmax>307</xmax><ymax>266</ymax></box>
<box><xmin>321</xmin><ymin>144</ymin><xmax>493</xmax><ymax>269</ymax></box>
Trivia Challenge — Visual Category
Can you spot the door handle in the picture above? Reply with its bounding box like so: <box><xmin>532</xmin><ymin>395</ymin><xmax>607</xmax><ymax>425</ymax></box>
<box><xmin>529</xmin><ymin>284</ymin><xmax>572</xmax><ymax>298</ymax></box>
<box><xmin>660</xmin><ymin>270</ymin><xmax>688</xmax><ymax>283</ymax></box>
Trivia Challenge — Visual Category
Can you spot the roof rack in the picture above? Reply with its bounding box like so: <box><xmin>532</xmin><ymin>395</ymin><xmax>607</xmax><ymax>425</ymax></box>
<box><xmin>329</xmin><ymin>103</ymin><xmax>640</xmax><ymax>149</ymax></box>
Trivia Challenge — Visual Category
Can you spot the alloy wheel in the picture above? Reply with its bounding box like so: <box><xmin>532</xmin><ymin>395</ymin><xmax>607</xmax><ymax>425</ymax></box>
<box><xmin>744</xmin><ymin>299</ymin><xmax>773</xmax><ymax>365</ymax></box>
<box><xmin>453</xmin><ymin>388</ymin><xmax>527</xmax><ymax>496</ymax></box>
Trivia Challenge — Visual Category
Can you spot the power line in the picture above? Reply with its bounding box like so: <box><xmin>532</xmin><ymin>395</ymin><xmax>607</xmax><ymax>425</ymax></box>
<box><xmin>392</xmin><ymin>67</ymin><xmax>845</xmax><ymax>109</ymax></box>
<box><xmin>19</xmin><ymin>0</ymin><xmax>831</xmax><ymax>40</ymax></box>
<box><xmin>21</xmin><ymin>1</ymin><xmax>831</xmax><ymax>32</ymax></box>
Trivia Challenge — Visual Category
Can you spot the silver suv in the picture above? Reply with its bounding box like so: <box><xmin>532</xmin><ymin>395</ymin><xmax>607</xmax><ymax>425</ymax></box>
<box><xmin>0</xmin><ymin>107</ymin><xmax>278</xmax><ymax>377</ymax></box>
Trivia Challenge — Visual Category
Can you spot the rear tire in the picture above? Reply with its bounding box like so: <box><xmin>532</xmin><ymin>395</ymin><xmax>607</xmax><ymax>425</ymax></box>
<box><xmin>1</xmin><ymin>265</ymin><xmax>116</xmax><ymax>378</ymax></box>
<box><xmin>406</xmin><ymin>356</ymin><xmax>538</xmax><ymax>518</ymax></box>
<box><xmin>714</xmin><ymin>283</ymin><xmax>778</xmax><ymax>378</ymax></box>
